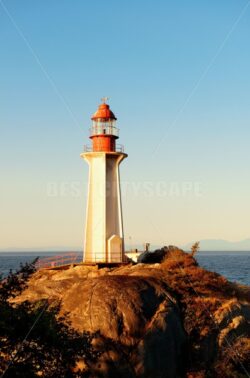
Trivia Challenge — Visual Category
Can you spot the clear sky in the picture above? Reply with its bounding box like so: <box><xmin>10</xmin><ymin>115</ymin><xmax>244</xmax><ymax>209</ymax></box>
<box><xmin>1</xmin><ymin>1</ymin><xmax>250</xmax><ymax>251</ymax></box>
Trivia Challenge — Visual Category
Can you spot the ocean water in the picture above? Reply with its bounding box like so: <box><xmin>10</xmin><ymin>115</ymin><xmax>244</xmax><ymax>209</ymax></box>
<box><xmin>0</xmin><ymin>251</ymin><xmax>249</xmax><ymax>286</ymax></box>
<box><xmin>196</xmin><ymin>251</ymin><xmax>250</xmax><ymax>286</ymax></box>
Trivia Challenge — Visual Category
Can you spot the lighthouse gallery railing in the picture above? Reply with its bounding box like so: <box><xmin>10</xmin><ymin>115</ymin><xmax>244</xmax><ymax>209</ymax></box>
<box><xmin>83</xmin><ymin>144</ymin><xmax>124</xmax><ymax>153</ymax></box>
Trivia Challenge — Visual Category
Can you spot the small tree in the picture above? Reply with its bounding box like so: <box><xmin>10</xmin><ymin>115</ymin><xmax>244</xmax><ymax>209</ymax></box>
<box><xmin>190</xmin><ymin>242</ymin><xmax>200</xmax><ymax>257</ymax></box>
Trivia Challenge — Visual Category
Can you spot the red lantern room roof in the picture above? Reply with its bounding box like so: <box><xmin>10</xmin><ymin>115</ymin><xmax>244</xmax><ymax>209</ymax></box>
<box><xmin>91</xmin><ymin>102</ymin><xmax>117</xmax><ymax>121</ymax></box>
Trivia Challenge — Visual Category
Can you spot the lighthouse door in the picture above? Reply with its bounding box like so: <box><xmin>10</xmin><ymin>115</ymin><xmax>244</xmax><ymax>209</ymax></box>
<box><xmin>107</xmin><ymin>234</ymin><xmax>122</xmax><ymax>262</ymax></box>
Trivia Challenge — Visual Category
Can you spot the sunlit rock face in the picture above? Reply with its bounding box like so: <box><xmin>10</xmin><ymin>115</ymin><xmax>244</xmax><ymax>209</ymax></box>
<box><xmin>16</xmin><ymin>247</ymin><xmax>250</xmax><ymax>377</ymax></box>
<box><xmin>64</xmin><ymin>274</ymin><xmax>186</xmax><ymax>377</ymax></box>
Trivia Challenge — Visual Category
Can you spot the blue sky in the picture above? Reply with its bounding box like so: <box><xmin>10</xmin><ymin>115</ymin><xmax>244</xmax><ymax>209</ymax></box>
<box><xmin>1</xmin><ymin>1</ymin><xmax>250</xmax><ymax>250</ymax></box>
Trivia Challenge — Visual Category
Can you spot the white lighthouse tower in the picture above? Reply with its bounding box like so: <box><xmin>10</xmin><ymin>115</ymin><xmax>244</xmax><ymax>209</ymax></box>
<box><xmin>81</xmin><ymin>99</ymin><xmax>127</xmax><ymax>263</ymax></box>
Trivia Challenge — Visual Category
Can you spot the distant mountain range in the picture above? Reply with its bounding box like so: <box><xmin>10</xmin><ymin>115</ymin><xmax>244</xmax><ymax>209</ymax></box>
<box><xmin>183</xmin><ymin>239</ymin><xmax>250</xmax><ymax>252</ymax></box>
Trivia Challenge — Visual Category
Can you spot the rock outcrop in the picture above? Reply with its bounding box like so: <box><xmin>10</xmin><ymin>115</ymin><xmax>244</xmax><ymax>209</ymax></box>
<box><xmin>15</xmin><ymin>247</ymin><xmax>250</xmax><ymax>377</ymax></box>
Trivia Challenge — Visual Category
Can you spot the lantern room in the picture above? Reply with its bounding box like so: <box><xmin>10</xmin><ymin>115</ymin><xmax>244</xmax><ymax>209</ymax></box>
<box><xmin>88</xmin><ymin>100</ymin><xmax>120</xmax><ymax>152</ymax></box>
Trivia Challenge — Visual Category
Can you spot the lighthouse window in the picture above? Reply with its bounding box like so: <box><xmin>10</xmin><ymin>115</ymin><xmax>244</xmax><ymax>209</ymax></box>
<box><xmin>91</xmin><ymin>121</ymin><xmax>119</xmax><ymax>137</ymax></box>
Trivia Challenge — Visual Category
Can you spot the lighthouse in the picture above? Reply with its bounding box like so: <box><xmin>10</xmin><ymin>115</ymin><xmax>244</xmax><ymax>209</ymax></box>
<box><xmin>81</xmin><ymin>99</ymin><xmax>127</xmax><ymax>263</ymax></box>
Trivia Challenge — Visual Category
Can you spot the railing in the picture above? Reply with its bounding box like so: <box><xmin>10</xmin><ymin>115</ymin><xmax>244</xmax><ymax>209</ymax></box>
<box><xmin>83</xmin><ymin>144</ymin><xmax>124</xmax><ymax>153</ymax></box>
<box><xmin>35</xmin><ymin>252</ymin><xmax>128</xmax><ymax>269</ymax></box>
<box><xmin>89</xmin><ymin>125</ymin><xmax>119</xmax><ymax>137</ymax></box>
<box><xmin>84</xmin><ymin>252</ymin><xmax>127</xmax><ymax>264</ymax></box>
<box><xmin>84</xmin><ymin>145</ymin><xmax>93</xmax><ymax>152</ymax></box>
<box><xmin>115</xmin><ymin>144</ymin><xmax>124</xmax><ymax>152</ymax></box>
<box><xmin>35</xmin><ymin>252</ymin><xmax>82</xmax><ymax>270</ymax></box>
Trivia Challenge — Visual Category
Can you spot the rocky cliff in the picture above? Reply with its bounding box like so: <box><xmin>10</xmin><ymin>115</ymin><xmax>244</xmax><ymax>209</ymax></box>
<box><xmin>15</xmin><ymin>247</ymin><xmax>250</xmax><ymax>377</ymax></box>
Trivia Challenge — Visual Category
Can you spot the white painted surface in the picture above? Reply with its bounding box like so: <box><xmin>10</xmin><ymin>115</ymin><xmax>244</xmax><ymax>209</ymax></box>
<box><xmin>81</xmin><ymin>152</ymin><xmax>127</xmax><ymax>263</ymax></box>
<box><xmin>107</xmin><ymin>234</ymin><xmax>123</xmax><ymax>262</ymax></box>
<box><xmin>125</xmin><ymin>251</ymin><xmax>143</xmax><ymax>263</ymax></box>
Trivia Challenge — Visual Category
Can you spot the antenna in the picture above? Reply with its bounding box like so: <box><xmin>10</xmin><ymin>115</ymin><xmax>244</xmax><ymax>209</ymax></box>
<box><xmin>101</xmin><ymin>97</ymin><xmax>109</xmax><ymax>104</ymax></box>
